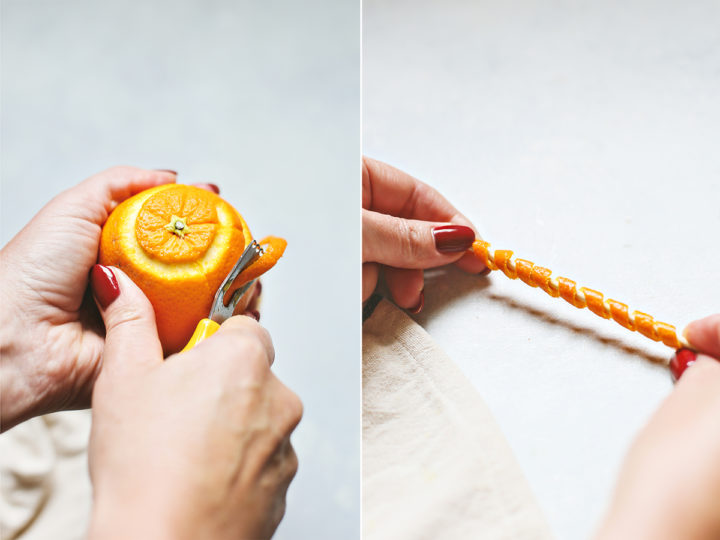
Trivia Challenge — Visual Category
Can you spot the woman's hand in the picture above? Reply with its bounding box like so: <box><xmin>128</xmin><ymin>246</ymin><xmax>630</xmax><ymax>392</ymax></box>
<box><xmin>87</xmin><ymin>266</ymin><xmax>301</xmax><ymax>540</ymax></box>
<box><xmin>595</xmin><ymin>315</ymin><xmax>720</xmax><ymax>540</ymax></box>
<box><xmin>0</xmin><ymin>167</ymin><xmax>179</xmax><ymax>430</ymax></box>
<box><xmin>362</xmin><ymin>157</ymin><xmax>487</xmax><ymax>311</ymax></box>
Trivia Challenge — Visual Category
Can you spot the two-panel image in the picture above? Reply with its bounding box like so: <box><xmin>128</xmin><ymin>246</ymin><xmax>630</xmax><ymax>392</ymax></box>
<box><xmin>1</xmin><ymin>1</ymin><xmax>719</xmax><ymax>539</ymax></box>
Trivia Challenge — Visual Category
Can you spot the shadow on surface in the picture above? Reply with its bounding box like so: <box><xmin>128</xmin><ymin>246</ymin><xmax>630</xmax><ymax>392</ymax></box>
<box><xmin>484</xmin><ymin>291</ymin><xmax>668</xmax><ymax>366</ymax></box>
<box><xmin>417</xmin><ymin>266</ymin><xmax>668</xmax><ymax>366</ymax></box>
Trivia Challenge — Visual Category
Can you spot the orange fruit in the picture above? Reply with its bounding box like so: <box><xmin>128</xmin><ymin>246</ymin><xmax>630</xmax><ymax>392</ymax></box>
<box><xmin>99</xmin><ymin>184</ymin><xmax>285</xmax><ymax>354</ymax></box>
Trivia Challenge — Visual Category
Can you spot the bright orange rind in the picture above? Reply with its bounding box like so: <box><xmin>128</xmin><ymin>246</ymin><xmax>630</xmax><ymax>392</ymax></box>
<box><xmin>99</xmin><ymin>184</ymin><xmax>285</xmax><ymax>354</ymax></box>
<box><xmin>471</xmin><ymin>239</ymin><xmax>688</xmax><ymax>350</ymax></box>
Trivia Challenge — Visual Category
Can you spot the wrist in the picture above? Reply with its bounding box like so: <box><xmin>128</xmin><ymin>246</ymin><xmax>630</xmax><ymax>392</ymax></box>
<box><xmin>88</xmin><ymin>493</ymin><xmax>183</xmax><ymax>540</ymax></box>
<box><xmin>89</xmin><ymin>476</ymin><xmax>217</xmax><ymax>540</ymax></box>
<box><xmin>0</xmin><ymin>288</ymin><xmax>41</xmax><ymax>431</ymax></box>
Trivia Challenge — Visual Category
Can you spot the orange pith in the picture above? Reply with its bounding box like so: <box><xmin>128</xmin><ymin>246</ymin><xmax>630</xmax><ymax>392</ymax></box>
<box><xmin>99</xmin><ymin>184</ymin><xmax>284</xmax><ymax>354</ymax></box>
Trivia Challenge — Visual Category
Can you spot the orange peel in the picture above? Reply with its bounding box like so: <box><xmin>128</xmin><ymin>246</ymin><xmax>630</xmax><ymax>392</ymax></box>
<box><xmin>471</xmin><ymin>239</ymin><xmax>689</xmax><ymax>350</ymax></box>
<box><xmin>99</xmin><ymin>184</ymin><xmax>285</xmax><ymax>354</ymax></box>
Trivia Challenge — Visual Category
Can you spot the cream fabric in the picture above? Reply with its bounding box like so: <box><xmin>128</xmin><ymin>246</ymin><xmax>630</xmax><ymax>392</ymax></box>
<box><xmin>0</xmin><ymin>411</ymin><xmax>92</xmax><ymax>540</ymax></box>
<box><xmin>363</xmin><ymin>299</ymin><xmax>553</xmax><ymax>540</ymax></box>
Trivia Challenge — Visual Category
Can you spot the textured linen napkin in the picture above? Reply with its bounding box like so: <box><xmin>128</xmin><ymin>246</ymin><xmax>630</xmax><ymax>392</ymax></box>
<box><xmin>363</xmin><ymin>298</ymin><xmax>554</xmax><ymax>540</ymax></box>
<box><xmin>0</xmin><ymin>411</ymin><xmax>91</xmax><ymax>540</ymax></box>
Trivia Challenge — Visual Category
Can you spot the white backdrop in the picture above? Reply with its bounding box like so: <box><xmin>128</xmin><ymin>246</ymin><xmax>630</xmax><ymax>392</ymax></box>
<box><xmin>364</xmin><ymin>0</ymin><xmax>720</xmax><ymax>538</ymax></box>
<box><xmin>1</xmin><ymin>1</ymin><xmax>360</xmax><ymax>538</ymax></box>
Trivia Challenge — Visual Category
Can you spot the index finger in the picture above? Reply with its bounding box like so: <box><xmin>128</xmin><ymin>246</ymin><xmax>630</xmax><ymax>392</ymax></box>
<box><xmin>363</xmin><ymin>157</ymin><xmax>471</xmax><ymax>225</ymax></box>
<box><xmin>363</xmin><ymin>157</ymin><xmax>487</xmax><ymax>273</ymax></box>
<box><xmin>210</xmin><ymin>315</ymin><xmax>276</xmax><ymax>366</ymax></box>
<box><xmin>685</xmin><ymin>314</ymin><xmax>720</xmax><ymax>360</ymax></box>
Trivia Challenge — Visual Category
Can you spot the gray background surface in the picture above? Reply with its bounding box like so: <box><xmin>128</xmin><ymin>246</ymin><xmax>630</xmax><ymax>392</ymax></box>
<box><xmin>1</xmin><ymin>0</ymin><xmax>360</xmax><ymax>538</ymax></box>
<box><xmin>364</xmin><ymin>0</ymin><xmax>719</xmax><ymax>538</ymax></box>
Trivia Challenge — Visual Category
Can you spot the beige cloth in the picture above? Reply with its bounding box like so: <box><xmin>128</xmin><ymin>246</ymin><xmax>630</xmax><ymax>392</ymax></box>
<box><xmin>0</xmin><ymin>411</ymin><xmax>92</xmax><ymax>540</ymax></box>
<box><xmin>363</xmin><ymin>299</ymin><xmax>554</xmax><ymax>540</ymax></box>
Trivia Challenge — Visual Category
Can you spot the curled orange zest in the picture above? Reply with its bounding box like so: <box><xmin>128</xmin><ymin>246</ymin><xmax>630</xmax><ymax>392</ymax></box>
<box><xmin>471</xmin><ymin>239</ymin><xmax>685</xmax><ymax>350</ymax></box>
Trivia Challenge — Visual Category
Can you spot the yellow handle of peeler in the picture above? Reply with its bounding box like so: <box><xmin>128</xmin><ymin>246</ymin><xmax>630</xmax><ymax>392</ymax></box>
<box><xmin>180</xmin><ymin>318</ymin><xmax>221</xmax><ymax>352</ymax></box>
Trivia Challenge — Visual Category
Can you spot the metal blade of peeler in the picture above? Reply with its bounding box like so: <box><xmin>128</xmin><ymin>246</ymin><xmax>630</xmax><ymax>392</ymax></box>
<box><xmin>208</xmin><ymin>240</ymin><xmax>264</xmax><ymax>323</ymax></box>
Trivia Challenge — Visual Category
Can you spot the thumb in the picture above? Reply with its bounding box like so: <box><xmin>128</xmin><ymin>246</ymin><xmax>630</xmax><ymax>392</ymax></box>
<box><xmin>90</xmin><ymin>265</ymin><xmax>164</xmax><ymax>375</ymax></box>
<box><xmin>684</xmin><ymin>314</ymin><xmax>720</xmax><ymax>360</ymax></box>
<box><xmin>362</xmin><ymin>209</ymin><xmax>475</xmax><ymax>269</ymax></box>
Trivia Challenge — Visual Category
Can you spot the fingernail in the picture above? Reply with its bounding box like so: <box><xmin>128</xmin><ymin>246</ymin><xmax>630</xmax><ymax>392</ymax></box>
<box><xmin>192</xmin><ymin>183</ymin><xmax>220</xmax><ymax>194</ymax></box>
<box><xmin>91</xmin><ymin>264</ymin><xmax>120</xmax><ymax>309</ymax></box>
<box><xmin>681</xmin><ymin>325</ymin><xmax>694</xmax><ymax>346</ymax></box>
<box><xmin>408</xmin><ymin>290</ymin><xmax>425</xmax><ymax>314</ymax></box>
<box><xmin>479</xmin><ymin>267</ymin><xmax>492</xmax><ymax>276</ymax></box>
<box><xmin>433</xmin><ymin>225</ymin><xmax>475</xmax><ymax>253</ymax></box>
<box><xmin>669</xmin><ymin>348</ymin><xmax>698</xmax><ymax>382</ymax></box>
<box><xmin>155</xmin><ymin>169</ymin><xmax>178</xmax><ymax>175</ymax></box>
<box><xmin>255</xmin><ymin>281</ymin><xmax>262</xmax><ymax>295</ymax></box>
<box><xmin>245</xmin><ymin>310</ymin><xmax>260</xmax><ymax>322</ymax></box>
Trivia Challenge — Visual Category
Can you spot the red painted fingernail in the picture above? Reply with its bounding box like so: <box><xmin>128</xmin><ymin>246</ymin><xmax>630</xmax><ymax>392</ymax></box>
<box><xmin>670</xmin><ymin>348</ymin><xmax>698</xmax><ymax>381</ymax></box>
<box><xmin>155</xmin><ymin>169</ymin><xmax>178</xmax><ymax>175</ymax></box>
<box><xmin>408</xmin><ymin>291</ymin><xmax>425</xmax><ymax>314</ymax></box>
<box><xmin>245</xmin><ymin>310</ymin><xmax>260</xmax><ymax>322</ymax></box>
<box><xmin>479</xmin><ymin>267</ymin><xmax>492</xmax><ymax>276</ymax></box>
<box><xmin>91</xmin><ymin>264</ymin><xmax>120</xmax><ymax>309</ymax></box>
<box><xmin>255</xmin><ymin>281</ymin><xmax>262</xmax><ymax>295</ymax></box>
<box><xmin>433</xmin><ymin>225</ymin><xmax>475</xmax><ymax>253</ymax></box>
<box><xmin>192</xmin><ymin>183</ymin><xmax>220</xmax><ymax>194</ymax></box>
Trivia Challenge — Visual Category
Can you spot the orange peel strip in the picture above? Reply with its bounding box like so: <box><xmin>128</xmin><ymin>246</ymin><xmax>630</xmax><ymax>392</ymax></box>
<box><xmin>471</xmin><ymin>239</ymin><xmax>688</xmax><ymax>350</ymax></box>
<box><xmin>233</xmin><ymin>236</ymin><xmax>287</xmax><ymax>288</ymax></box>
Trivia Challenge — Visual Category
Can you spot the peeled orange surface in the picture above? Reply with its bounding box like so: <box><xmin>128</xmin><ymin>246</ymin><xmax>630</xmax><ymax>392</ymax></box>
<box><xmin>99</xmin><ymin>184</ymin><xmax>285</xmax><ymax>354</ymax></box>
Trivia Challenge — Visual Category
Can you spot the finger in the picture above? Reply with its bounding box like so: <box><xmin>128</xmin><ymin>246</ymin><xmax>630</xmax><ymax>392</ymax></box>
<box><xmin>58</xmin><ymin>166</ymin><xmax>177</xmax><ymax>225</ymax></box>
<box><xmin>385</xmin><ymin>267</ymin><xmax>424</xmax><ymax>311</ymax></box>
<box><xmin>242</xmin><ymin>280</ymin><xmax>262</xmax><ymax>321</ymax></box>
<box><xmin>248</xmin><ymin>280</ymin><xmax>262</xmax><ymax>309</ymax></box>
<box><xmin>362</xmin><ymin>157</ymin><xmax>487</xmax><ymax>273</ymax></box>
<box><xmin>684</xmin><ymin>314</ymin><xmax>720</xmax><ymax>359</ymax></box>
<box><xmin>210</xmin><ymin>315</ymin><xmax>276</xmax><ymax>366</ymax></box>
<box><xmin>669</xmin><ymin>347</ymin><xmax>720</xmax><ymax>381</ymax></box>
<box><xmin>191</xmin><ymin>183</ymin><xmax>220</xmax><ymax>194</ymax></box>
<box><xmin>455</xmin><ymin>251</ymin><xmax>490</xmax><ymax>275</ymax></box>
<box><xmin>363</xmin><ymin>263</ymin><xmax>380</xmax><ymax>301</ymax></box>
<box><xmin>270</xmin><ymin>376</ymin><xmax>304</xmax><ymax>434</ymax></box>
<box><xmin>362</xmin><ymin>157</ymin><xmax>476</xmax><ymax>227</ymax></box>
<box><xmin>265</xmin><ymin>437</ymin><xmax>299</xmax><ymax>533</ymax></box>
<box><xmin>90</xmin><ymin>265</ymin><xmax>163</xmax><ymax>376</ymax></box>
<box><xmin>363</xmin><ymin>209</ymin><xmax>474</xmax><ymax>268</ymax></box>
<box><xmin>243</xmin><ymin>309</ymin><xmax>261</xmax><ymax>322</ymax></box>
<box><xmin>673</xmin><ymin>352</ymin><xmax>720</xmax><ymax>385</ymax></box>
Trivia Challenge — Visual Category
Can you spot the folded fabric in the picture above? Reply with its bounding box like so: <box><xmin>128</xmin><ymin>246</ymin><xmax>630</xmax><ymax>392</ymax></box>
<box><xmin>363</xmin><ymin>298</ymin><xmax>554</xmax><ymax>540</ymax></box>
<box><xmin>0</xmin><ymin>411</ymin><xmax>92</xmax><ymax>540</ymax></box>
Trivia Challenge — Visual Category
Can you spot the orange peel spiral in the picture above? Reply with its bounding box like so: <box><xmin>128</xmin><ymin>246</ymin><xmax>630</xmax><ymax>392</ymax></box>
<box><xmin>471</xmin><ymin>239</ymin><xmax>689</xmax><ymax>350</ymax></box>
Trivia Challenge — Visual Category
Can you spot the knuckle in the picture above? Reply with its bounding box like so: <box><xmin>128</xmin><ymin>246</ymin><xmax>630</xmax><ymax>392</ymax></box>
<box><xmin>238</xmin><ymin>335</ymin><xmax>270</xmax><ymax>366</ymax></box>
<box><xmin>229</xmin><ymin>337</ymin><xmax>271</xmax><ymax>383</ymax></box>
<box><xmin>397</xmin><ymin>219</ymin><xmax>423</xmax><ymax>261</ymax></box>
<box><xmin>221</xmin><ymin>317</ymin><xmax>274</xmax><ymax>362</ymax></box>
<box><xmin>111</xmin><ymin>304</ymin><xmax>152</xmax><ymax>330</ymax></box>
<box><xmin>285</xmin><ymin>445</ymin><xmax>299</xmax><ymax>478</ymax></box>
<box><xmin>203</xmin><ymin>334</ymin><xmax>268</xmax><ymax>376</ymax></box>
<box><xmin>283</xmin><ymin>388</ymin><xmax>304</xmax><ymax>427</ymax></box>
<box><xmin>271</xmin><ymin>498</ymin><xmax>288</xmax><ymax>531</ymax></box>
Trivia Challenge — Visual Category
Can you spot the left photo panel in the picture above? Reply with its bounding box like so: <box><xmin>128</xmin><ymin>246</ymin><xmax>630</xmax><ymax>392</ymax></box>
<box><xmin>0</xmin><ymin>1</ymin><xmax>360</xmax><ymax>538</ymax></box>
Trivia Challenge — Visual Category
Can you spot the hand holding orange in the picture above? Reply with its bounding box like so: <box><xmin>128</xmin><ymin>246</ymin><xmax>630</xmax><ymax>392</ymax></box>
<box><xmin>99</xmin><ymin>183</ymin><xmax>285</xmax><ymax>354</ymax></box>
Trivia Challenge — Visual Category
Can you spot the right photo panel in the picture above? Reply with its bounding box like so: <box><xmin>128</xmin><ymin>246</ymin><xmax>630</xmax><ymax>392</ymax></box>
<box><xmin>362</xmin><ymin>1</ymin><xmax>720</xmax><ymax>539</ymax></box>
